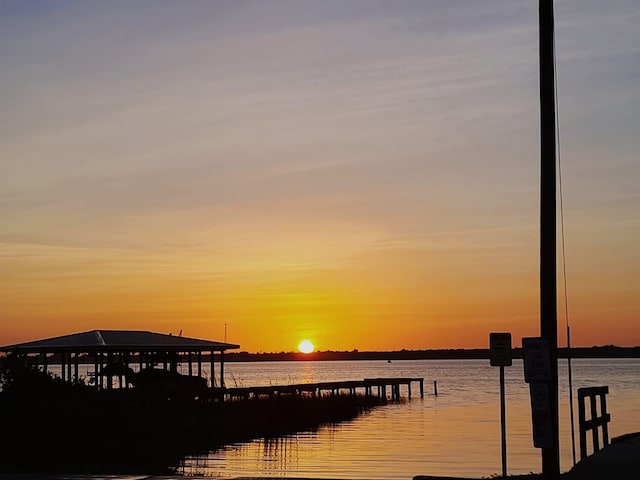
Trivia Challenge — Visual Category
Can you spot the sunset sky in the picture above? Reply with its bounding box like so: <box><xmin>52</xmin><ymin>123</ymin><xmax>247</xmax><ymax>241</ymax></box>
<box><xmin>2</xmin><ymin>1</ymin><xmax>639</xmax><ymax>352</ymax></box>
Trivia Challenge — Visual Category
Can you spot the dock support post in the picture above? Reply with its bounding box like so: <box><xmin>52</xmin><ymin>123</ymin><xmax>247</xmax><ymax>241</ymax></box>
<box><xmin>99</xmin><ymin>352</ymin><xmax>104</xmax><ymax>389</ymax></box>
<box><xmin>94</xmin><ymin>353</ymin><xmax>99</xmax><ymax>389</ymax></box>
<box><xmin>220</xmin><ymin>350</ymin><xmax>225</xmax><ymax>388</ymax></box>
<box><xmin>74</xmin><ymin>352</ymin><xmax>79</xmax><ymax>384</ymax></box>
<box><xmin>106</xmin><ymin>352</ymin><xmax>112</xmax><ymax>390</ymax></box>
<box><xmin>210</xmin><ymin>351</ymin><xmax>216</xmax><ymax>388</ymax></box>
<box><xmin>434</xmin><ymin>380</ymin><xmax>438</xmax><ymax>396</ymax></box>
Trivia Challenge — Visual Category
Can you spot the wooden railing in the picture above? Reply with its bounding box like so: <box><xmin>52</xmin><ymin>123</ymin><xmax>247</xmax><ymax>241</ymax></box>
<box><xmin>578</xmin><ymin>386</ymin><xmax>611</xmax><ymax>460</ymax></box>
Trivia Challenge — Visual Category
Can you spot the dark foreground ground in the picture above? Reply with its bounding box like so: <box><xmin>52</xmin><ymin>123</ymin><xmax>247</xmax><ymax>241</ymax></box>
<box><xmin>0</xmin><ymin>371</ymin><xmax>383</xmax><ymax>475</ymax></box>
<box><xmin>1</xmin><ymin>433</ymin><xmax>638</xmax><ymax>480</ymax></box>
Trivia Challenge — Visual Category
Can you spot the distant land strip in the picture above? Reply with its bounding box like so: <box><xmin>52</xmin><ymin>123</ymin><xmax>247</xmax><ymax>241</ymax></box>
<box><xmin>227</xmin><ymin>346</ymin><xmax>640</xmax><ymax>362</ymax></box>
<box><xmin>16</xmin><ymin>346</ymin><xmax>639</xmax><ymax>364</ymax></box>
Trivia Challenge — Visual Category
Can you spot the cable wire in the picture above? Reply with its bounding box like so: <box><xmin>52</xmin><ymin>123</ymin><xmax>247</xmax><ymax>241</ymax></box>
<box><xmin>553</xmin><ymin>23</ymin><xmax>577</xmax><ymax>467</ymax></box>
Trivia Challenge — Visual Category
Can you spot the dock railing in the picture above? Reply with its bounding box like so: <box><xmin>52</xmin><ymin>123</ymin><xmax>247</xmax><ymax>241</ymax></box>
<box><xmin>577</xmin><ymin>386</ymin><xmax>611</xmax><ymax>460</ymax></box>
<box><xmin>221</xmin><ymin>377</ymin><xmax>425</xmax><ymax>402</ymax></box>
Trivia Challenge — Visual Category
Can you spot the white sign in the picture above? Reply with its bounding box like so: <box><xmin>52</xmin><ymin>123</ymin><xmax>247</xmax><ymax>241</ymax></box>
<box><xmin>490</xmin><ymin>332</ymin><xmax>512</xmax><ymax>367</ymax></box>
<box><xmin>522</xmin><ymin>337</ymin><xmax>551</xmax><ymax>383</ymax></box>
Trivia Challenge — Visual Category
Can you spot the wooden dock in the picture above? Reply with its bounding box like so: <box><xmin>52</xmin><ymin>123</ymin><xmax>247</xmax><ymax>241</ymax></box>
<box><xmin>222</xmin><ymin>377</ymin><xmax>424</xmax><ymax>402</ymax></box>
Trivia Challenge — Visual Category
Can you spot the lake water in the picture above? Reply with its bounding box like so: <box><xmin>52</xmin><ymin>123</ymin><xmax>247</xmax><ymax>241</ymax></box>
<box><xmin>170</xmin><ymin>358</ymin><xmax>640</xmax><ymax>479</ymax></box>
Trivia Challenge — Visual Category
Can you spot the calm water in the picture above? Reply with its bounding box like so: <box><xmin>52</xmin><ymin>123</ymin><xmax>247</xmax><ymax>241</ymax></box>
<box><xmin>171</xmin><ymin>358</ymin><xmax>640</xmax><ymax>479</ymax></box>
<box><xmin>45</xmin><ymin>358</ymin><xmax>640</xmax><ymax>478</ymax></box>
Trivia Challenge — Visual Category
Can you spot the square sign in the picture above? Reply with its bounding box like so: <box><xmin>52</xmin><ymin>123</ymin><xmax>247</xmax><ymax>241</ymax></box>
<box><xmin>489</xmin><ymin>332</ymin><xmax>512</xmax><ymax>367</ymax></box>
<box><xmin>522</xmin><ymin>337</ymin><xmax>551</xmax><ymax>383</ymax></box>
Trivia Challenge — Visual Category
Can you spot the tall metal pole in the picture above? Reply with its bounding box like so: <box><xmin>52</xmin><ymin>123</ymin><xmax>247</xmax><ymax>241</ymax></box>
<box><xmin>539</xmin><ymin>0</ymin><xmax>560</xmax><ymax>476</ymax></box>
<box><xmin>500</xmin><ymin>365</ymin><xmax>507</xmax><ymax>478</ymax></box>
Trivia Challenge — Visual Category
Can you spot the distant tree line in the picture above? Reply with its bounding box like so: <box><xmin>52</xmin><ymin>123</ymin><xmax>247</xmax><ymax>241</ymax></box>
<box><xmin>226</xmin><ymin>345</ymin><xmax>640</xmax><ymax>362</ymax></box>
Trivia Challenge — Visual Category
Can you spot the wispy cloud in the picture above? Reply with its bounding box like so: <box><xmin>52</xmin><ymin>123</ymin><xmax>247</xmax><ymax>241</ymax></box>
<box><xmin>1</xmin><ymin>0</ymin><xmax>639</xmax><ymax>348</ymax></box>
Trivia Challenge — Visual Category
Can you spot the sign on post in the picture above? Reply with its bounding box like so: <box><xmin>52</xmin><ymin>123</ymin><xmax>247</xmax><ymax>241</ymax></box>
<box><xmin>489</xmin><ymin>332</ymin><xmax>512</xmax><ymax>478</ymax></box>
<box><xmin>490</xmin><ymin>332</ymin><xmax>513</xmax><ymax>366</ymax></box>
<box><xmin>522</xmin><ymin>337</ymin><xmax>551</xmax><ymax>383</ymax></box>
<box><xmin>529</xmin><ymin>382</ymin><xmax>551</xmax><ymax>412</ymax></box>
<box><xmin>523</xmin><ymin>337</ymin><xmax>553</xmax><ymax>449</ymax></box>
<box><xmin>531</xmin><ymin>411</ymin><xmax>554</xmax><ymax>449</ymax></box>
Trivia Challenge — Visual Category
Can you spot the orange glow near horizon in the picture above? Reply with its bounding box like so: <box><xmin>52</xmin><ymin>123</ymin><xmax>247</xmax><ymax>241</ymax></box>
<box><xmin>2</xmin><ymin>2</ymin><xmax>639</xmax><ymax>353</ymax></box>
<box><xmin>2</xmin><ymin>240</ymin><xmax>639</xmax><ymax>352</ymax></box>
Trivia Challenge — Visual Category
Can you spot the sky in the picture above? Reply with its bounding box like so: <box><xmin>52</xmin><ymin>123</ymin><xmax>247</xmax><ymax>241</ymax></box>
<box><xmin>1</xmin><ymin>0</ymin><xmax>639</xmax><ymax>353</ymax></box>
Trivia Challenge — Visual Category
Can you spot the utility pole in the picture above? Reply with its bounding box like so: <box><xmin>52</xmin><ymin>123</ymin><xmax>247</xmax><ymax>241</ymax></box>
<box><xmin>539</xmin><ymin>0</ymin><xmax>560</xmax><ymax>476</ymax></box>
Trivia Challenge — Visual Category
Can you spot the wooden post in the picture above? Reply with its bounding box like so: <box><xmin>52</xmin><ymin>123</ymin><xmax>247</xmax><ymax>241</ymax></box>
<box><xmin>98</xmin><ymin>352</ymin><xmax>104</xmax><ymax>389</ymax></box>
<box><xmin>94</xmin><ymin>353</ymin><xmax>99</xmax><ymax>389</ymax></box>
<box><xmin>188</xmin><ymin>352</ymin><xmax>193</xmax><ymax>376</ymax></box>
<box><xmin>118</xmin><ymin>353</ymin><xmax>123</xmax><ymax>388</ymax></box>
<box><xmin>434</xmin><ymin>380</ymin><xmax>438</xmax><ymax>397</ymax></box>
<box><xmin>590</xmin><ymin>396</ymin><xmax>600</xmax><ymax>452</ymax></box>
<box><xmin>220</xmin><ymin>350</ymin><xmax>225</xmax><ymax>388</ymax></box>
<box><xmin>74</xmin><ymin>352</ymin><xmax>79</xmax><ymax>384</ymax></box>
<box><xmin>107</xmin><ymin>352</ymin><xmax>112</xmax><ymax>390</ymax></box>
<box><xmin>500</xmin><ymin>365</ymin><xmax>508</xmax><ymax>479</ymax></box>
<box><xmin>43</xmin><ymin>352</ymin><xmax>48</xmax><ymax>374</ymax></box>
<box><xmin>539</xmin><ymin>1</ymin><xmax>560</xmax><ymax>475</ymax></box>
<box><xmin>210</xmin><ymin>351</ymin><xmax>215</xmax><ymax>388</ymax></box>
<box><xmin>578</xmin><ymin>395</ymin><xmax>587</xmax><ymax>459</ymax></box>
<box><xmin>124</xmin><ymin>352</ymin><xmax>129</xmax><ymax>388</ymax></box>
<box><xmin>601</xmin><ymin>391</ymin><xmax>609</xmax><ymax>446</ymax></box>
<box><xmin>61</xmin><ymin>352</ymin><xmax>66</xmax><ymax>382</ymax></box>
<box><xmin>197</xmin><ymin>351</ymin><xmax>202</xmax><ymax>377</ymax></box>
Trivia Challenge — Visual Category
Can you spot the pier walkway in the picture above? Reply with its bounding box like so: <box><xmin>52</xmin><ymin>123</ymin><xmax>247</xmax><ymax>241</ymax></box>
<box><xmin>222</xmin><ymin>377</ymin><xmax>424</xmax><ymax>401</ymax></box>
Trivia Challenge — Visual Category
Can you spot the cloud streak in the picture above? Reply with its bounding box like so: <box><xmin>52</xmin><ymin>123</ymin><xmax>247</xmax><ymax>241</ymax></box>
<box><xmin>1</xmin><ymin>0</ymin><xmax>639</xmax><ymax>349</ymax></box>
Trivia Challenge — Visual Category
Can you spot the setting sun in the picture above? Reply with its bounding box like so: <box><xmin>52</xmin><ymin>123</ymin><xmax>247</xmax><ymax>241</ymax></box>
<box><xmin>298</xmin><ymin>339</ymin><xmax>315</xmax><ymax>354</ymax></box>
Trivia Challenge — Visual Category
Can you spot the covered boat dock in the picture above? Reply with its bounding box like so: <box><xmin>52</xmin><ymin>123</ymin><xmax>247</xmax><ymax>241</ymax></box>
<box><xmin>0</xmin><ymin>330</ymin><xmax>239</xmax><ymax>391</ymax></box>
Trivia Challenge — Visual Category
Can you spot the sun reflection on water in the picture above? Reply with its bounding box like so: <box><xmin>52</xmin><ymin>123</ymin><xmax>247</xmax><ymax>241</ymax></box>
<box><xmin>177</xmin><ymin>359</ymin><xmax>640</xmax><ymax>479</ymax></box>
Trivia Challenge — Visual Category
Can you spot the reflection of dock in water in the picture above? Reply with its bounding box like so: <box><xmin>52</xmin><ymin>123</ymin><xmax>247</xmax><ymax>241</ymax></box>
<box><xmin>222</xmin><ymin>376</ymin><xmax>424</xmax><ymax>401</ymax></box>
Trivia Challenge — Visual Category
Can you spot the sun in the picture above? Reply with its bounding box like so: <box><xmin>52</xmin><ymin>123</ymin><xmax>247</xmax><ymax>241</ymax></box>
<box><xmin>298</xmin><ymin>339</ymin><xmax>315</xmax><ymax>354</ymax></box>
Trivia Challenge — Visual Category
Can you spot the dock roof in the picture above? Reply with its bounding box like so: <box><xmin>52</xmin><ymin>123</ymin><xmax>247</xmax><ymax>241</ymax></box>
<box><xmin>0</xmin><ymin>330</ymin><xmax>240</xmax><ymax>353</ymax></box>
